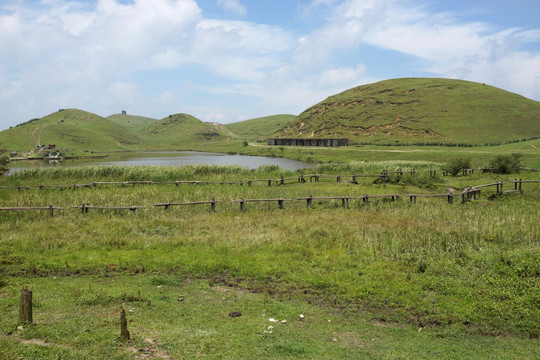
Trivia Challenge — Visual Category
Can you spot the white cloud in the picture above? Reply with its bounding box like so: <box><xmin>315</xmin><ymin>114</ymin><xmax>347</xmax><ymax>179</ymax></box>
<box><xmin>291</xmin><ymin>0</ymin><xmax>540</xmax><ymax>103</ymax></box>
<box><xmin>217</xmin><ymin>0</ymin><xmax>246</xmax><ymax>15</ymax></box>
<box><xmin>190</xmin><ymin>20</ymin><xmax>294</xmax><ymax>80</ymax></box>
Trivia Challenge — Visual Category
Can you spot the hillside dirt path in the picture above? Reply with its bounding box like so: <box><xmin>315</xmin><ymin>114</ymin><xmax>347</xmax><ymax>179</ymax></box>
<box><xmin>214</xmin><ymin>124</ymin><xmax>237</xmax><ymax>138</ymax></box>
<box><xmin>31</xmin><ymin>124</ymin><xmax>49</xmax><ymax>147</ymax></box>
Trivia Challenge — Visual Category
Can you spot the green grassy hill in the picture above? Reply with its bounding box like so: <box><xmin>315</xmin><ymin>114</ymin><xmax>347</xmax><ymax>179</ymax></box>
<box><xmin>225</xmin><ymin>114</ymin><xmax>296</xmax><ymax>140</ymax></box>
<box><xmin>0</xmin><ymin>109</ymin><xmax>141</xmax><ymax>154</ymax></box>
<box><xmin>139</xmin><ymin>113</ymin><xmax>231</xmax><ymax>148</ymax></box>
<box><xmin>107</xmin><ymin>113</ymin><xmax>159</xmax><ymax>131</ymax></box>
<box><xmin>275</xmin><ymin>78</ymin><xmax>540</xmax><ymax>145</ymax></box>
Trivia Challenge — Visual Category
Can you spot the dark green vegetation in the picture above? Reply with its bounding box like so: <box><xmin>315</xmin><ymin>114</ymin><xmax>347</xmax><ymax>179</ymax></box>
<box><xmin>276</xmin><ymin>78</ymin><xmax>540</xmax><ymax>145</ymax></box>
<box><xmin>0</xmin><ymin>165</ymin><xmax>539</xmax><ymax>358</ymax></box>
<box><xmin>489</xmin><ymin>153</ymin><xmax>524</xmax><ymax>174</ymax></box>
<box><xmin>444</xmin><ymin>157</ymin><xmax>472</xmax><ymax>176</ymax></box>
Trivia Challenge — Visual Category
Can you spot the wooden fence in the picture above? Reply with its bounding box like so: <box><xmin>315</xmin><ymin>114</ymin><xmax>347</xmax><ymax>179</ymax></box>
<box><xmin>1</xmin><ymin>179</ymin><xmax>538</xmax><ymax>216</ymax></box>
<box><xmin>1</xmin><ymin>167</ymin><xmax>538</xmax><ymax>191</ymax></box>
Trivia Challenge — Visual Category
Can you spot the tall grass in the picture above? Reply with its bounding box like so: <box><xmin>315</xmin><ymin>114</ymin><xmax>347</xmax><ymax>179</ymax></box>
<box><xmin>316</xmin><ymin>160</ymin><xmax>442</xmax><ymax>174</ymax></box>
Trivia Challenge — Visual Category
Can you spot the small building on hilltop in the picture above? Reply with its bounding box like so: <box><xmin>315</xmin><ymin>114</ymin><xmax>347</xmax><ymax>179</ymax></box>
<box><xmin>267</xmin><ymin>138</ymin><xmax>348</xmax><ymax>147</ymax></box>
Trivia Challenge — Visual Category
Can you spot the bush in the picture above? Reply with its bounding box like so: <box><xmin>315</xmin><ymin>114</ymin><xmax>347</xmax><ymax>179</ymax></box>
<box><xmin>488</xmin><ymin>153</ymin><xmax>522</xmax><ymax>174</ymax></box>
<box><xmin>0</xmin><ymin>156</ymin><xmax>8</xmax><ymax>175</ymax></box>
<box><xmin>444</xmin><ymin>157</ymin><xmax>471</xmax><ymax>176</ymax></box>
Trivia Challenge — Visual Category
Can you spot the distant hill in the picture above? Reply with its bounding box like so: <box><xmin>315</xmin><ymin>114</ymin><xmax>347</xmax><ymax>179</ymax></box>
<box><xmin>226</xmin><ymin>114</ymin><xmax>296</xmax><ymax>140</ymax></box>
<box><xmin>138</xmin><ymin>113</ymin><xmax>230</xmax><ymax>148</ymax></box>
<box><xmin>107</xmin><ymin>113</ymin><xmax>159</xmax><ymax>131</ymax></box>
<box><xmin>0</xmin><ymin>109</ymin><xmax>141</xmax><ymax>152</ymax></box>
<box><xmin>275</xmin><ymin>78</ymin><xmax>540</xmax><ymax>145</ymax></box>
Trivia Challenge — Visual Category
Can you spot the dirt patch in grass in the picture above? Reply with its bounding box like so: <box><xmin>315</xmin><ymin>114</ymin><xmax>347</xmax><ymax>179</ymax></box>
<box><xmin>129</xmin><ymin>338</ymin><xmax>171</xmax><ymax>359</ymax></box>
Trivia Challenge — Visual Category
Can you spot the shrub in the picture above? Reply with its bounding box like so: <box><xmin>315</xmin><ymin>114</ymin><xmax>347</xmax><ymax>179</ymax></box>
<box><xmin>488</xmin><ymin>153</ymin><xmax>522</xmax><ymax>174</ymax></box>
<box><xmin>0</xmin><ymin>156</ymin><xmax>8</xmax><ymax>175</ymax></box>
<box><xmin>444</xmin><ymin>157</ymin><xmax>471</xmax><ymax>176</ymax></box>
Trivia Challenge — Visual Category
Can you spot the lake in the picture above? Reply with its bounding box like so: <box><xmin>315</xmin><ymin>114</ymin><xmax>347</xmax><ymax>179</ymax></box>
<box><xmin>7</xmin><ymin>151</ymin><xmax>314</xmax><ymax>174</ymax></box>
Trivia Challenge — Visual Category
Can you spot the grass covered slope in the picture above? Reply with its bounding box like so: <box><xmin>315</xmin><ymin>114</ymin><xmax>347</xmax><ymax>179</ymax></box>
<box><xmin>226</xmin><ymin>114</ymin><xmax>296</xmax><ymax>140</ymax></box>
<box><xmin>107</xmin><ymin>113</ymin><xmax>159</xmax><ymax>131</ymax></box>
<box><xmin>139</xmin><ymin>113</ymin><xmax>232</xmax><ymax>148</ymax></box>
<box><xmin>276</xmin><ymin>78</ymin><xmax>540</xmax><ymax>145</ymax></box>
<box><xmin>0</xmin><ymin>109</ymin><xmax>141</xmax><ymax>153</ymax></box>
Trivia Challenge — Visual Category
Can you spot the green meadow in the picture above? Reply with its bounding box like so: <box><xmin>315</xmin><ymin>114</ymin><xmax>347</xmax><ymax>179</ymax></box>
<box><xmin>1</xmin><ymin>163</ymin><xmax>539</xmax><ymax>359</ymax></box>
<box><xmin>0</xmin><ymin>77</ymin><xmax>539</xmax><ymax>358</ymax></box>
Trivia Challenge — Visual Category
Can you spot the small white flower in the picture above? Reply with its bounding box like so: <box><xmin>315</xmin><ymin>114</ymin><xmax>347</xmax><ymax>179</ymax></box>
<box><xmin>281</xmin><ymin>320</ymin><xmax>287</xmax><ymax>324</ymax></box>
<box><xmin>157</xmin><ymin>285</ymin><xmax>162</xmax><ymax>288</ymax></box>
<box><xmin>299</xmin><ymin>314</ymin><xmax>304</xmax><ymax>319</ymax></box>
<box><xmin>269</xmin><ymin>318</ymin><xmax>278</xmax><ymax>322</ymax></box>
<box><xmin>267</xmin><ymin>325</ymin><xmax>273</xmax><ymax>330</ymax></box>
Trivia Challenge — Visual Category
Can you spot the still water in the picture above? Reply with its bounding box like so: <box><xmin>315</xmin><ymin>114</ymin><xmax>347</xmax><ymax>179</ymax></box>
<box><xmin>7</xmin><ymin>151</ymin><xmax>314</xmax><ymax>173</ymax></box>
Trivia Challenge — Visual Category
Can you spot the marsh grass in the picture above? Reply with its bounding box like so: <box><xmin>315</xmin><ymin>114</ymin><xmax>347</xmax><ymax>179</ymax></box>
<box><xmin>316</xmin><ymin>160</ymin><xmax>441</xmax><ymax>174</ymax></box>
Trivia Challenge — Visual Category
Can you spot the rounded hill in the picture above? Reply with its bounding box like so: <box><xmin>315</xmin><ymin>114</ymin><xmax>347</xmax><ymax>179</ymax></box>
<box><xmin>0</xmin><ymin>109</ymin><xmax>141</xmax><ymax>152</ymax></box>
<box><xmin>275</xmin><ymin>78</ymin><xmax>540</xmax><ymax>145</ymax></box>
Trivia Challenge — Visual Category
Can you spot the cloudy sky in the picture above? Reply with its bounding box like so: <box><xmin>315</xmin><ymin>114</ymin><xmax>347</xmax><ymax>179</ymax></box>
<box><xmin>0</xmin><ymin>0</ymin><xmax>539</xmax><ymax>130</ymax></box>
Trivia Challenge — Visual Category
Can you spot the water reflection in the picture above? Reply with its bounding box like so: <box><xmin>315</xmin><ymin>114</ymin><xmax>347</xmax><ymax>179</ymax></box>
<box><xmin>8</xmin><ymin>151</ymin><xmax>314</xmax><ymax>174</ymax></box>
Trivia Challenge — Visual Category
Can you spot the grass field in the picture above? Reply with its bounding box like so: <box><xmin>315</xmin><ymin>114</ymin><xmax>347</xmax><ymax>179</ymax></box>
<box><xmin>1</xmin><ymin>164</ymin><xmax>539</xmax><ymax>359</ymax></box>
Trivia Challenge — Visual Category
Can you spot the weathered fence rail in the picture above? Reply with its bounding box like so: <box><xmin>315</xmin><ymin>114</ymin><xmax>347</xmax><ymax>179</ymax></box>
<box><xmin>155</xmin><ymin>199</ymin><xmax>220</xmax><ymax>212</ymax></box>
<box><xmin>0</xmin><ymin>205</ymin><xmax>65</xmax><ymax>216</ymax></box>
<box><xmin>232</xmin><ymin>198</ymin><xmax>292</xmax><ymax>210</ymax></box>
<box><xmin>72</xmin><ymin>204</ymin><xmax>140</xmax><ymax>213</ymax></box>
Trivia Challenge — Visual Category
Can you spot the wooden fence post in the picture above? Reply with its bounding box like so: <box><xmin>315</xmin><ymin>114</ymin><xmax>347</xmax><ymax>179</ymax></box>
<box><xmin>239</xmin><ymin>198</ymin><xmax>245</xmax><ymax>211</ymax></box>
<box><xmin>210</xmin><ymin>198</ymin><xmax>216</xmax><ymax>213</ymax></box>
<box><xmin>447</xmin><ymin>194</ymin><xmax>453</xmax><ymax>204</ymax></box>
<box><xmin>341</xmin><ymin>198</ymin><xmax>349</xmax><ymax>208</ymax></box>
<box><xmin>49</xmin><ymin>205</ymin><xmax>54</xmax><ymax>217</ymax></box>
<box><xmin>278</xmin><ymin>199</ymin><xmax>284</xmax><ymax>209</ymax></box>
<box><xmin>307</xmin><ymin>195</ymin><xmax>312</xmax><ymax>209</ymax></box>
<box><xmin>267</xmin><ymin>179</ymin><xmax>272</xmax><ymax>187</ymax></box>
<box><xmin>337</xmin><ymin>176</ymin><xmax>341</xmax><ymax>182</ymax></box>
<box><xmin>20</xmin><ymin>287</ymin><xmax>33</xmax><ymax>324</ymax></box>
<box><xmin>120</xmin><ymin>308</ymin><xmax>130</xmax><ymax>341</ymax></box>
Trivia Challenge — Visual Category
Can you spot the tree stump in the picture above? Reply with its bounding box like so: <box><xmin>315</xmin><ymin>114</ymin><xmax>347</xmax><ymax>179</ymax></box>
<box><xmin>120</xmin><ymin>308</ymin><xmax>130</xmax><ymax>341</ymax></box>
<box><xmin>19</xmin><ymin>287</ymin><xmax>33</xmax><ymax>324</ymax></box>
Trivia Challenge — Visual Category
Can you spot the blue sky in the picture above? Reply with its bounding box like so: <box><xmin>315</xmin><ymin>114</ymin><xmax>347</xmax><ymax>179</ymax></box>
<box><xmin>0</xmin><ymin>0</ymin><xmax>539</xmax><ymax>130</ymax></box>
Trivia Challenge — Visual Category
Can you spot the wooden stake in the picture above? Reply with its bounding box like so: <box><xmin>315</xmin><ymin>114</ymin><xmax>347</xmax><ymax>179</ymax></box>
<box><xmin>19</xmin><ymin>287</ymin><xmax>33</xmax><ymax>324</ymax></box>
<box><xmin>120</xmin><ymin>308</ymin><xmax>130</xmax><ymax>341</ymax></box>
